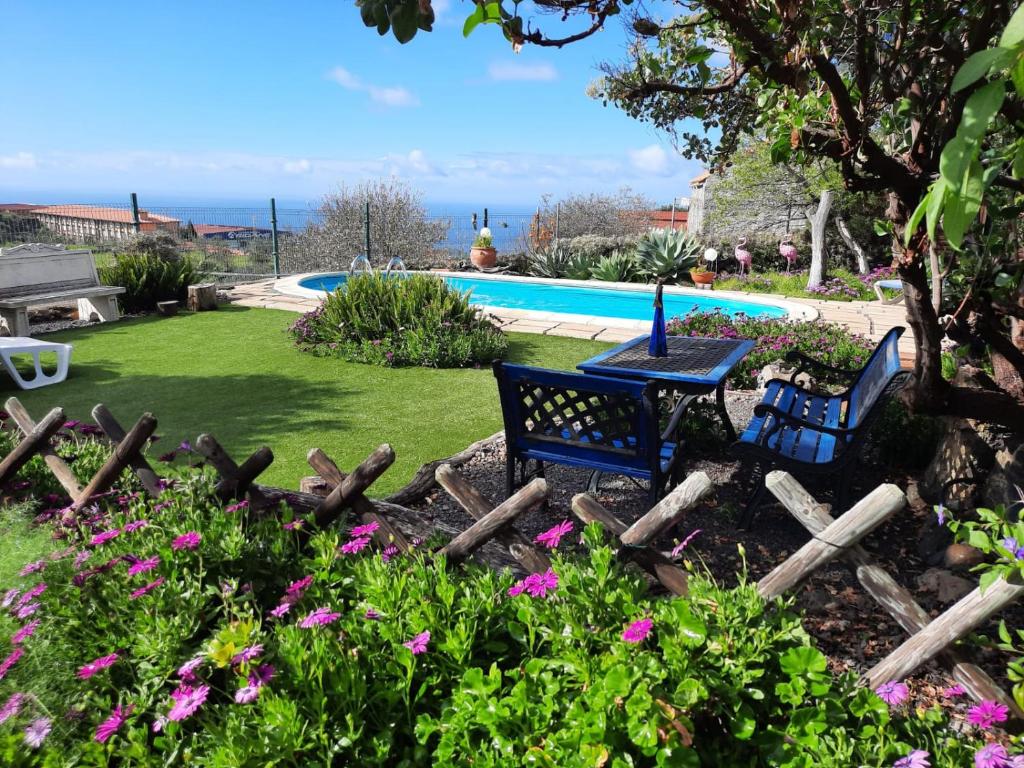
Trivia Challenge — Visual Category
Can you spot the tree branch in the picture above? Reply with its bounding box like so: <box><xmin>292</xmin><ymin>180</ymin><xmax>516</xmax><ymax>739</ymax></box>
<box><xmin>624</xmin><ymin>65</ymin><xmax>749</xmax><ymax>99</ymax></box>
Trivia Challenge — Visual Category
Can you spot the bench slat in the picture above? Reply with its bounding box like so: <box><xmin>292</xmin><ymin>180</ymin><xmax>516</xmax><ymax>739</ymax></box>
<box><xmin>0</xmin><ymin>285</ymin><xmax>126</xmax><ymax>309</ymax></box>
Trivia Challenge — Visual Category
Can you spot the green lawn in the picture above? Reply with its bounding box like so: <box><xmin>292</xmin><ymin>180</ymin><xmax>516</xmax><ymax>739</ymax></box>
<box><xmin>6</xmin><ymin>307</ymin><xmax>610</xmax><ymax>495</ymax></box>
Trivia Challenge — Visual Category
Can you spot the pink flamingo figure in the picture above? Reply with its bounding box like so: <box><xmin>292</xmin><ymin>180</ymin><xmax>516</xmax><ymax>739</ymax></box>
<box><xmin>734</xmin><ymin>237</ymin><xmax>752</xmax><ymax>276</ymax></box>
<box><xmin>779</xmin><ymin>234</ymin><xmax>798</xmax><ymax>273</ymax></box>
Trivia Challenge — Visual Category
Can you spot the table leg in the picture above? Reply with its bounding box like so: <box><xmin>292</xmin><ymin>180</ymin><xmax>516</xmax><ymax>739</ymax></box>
<box><xmin>716</xmin><ymin>385</ymin><xmax>737</xmax><ymax>442</ymax></box>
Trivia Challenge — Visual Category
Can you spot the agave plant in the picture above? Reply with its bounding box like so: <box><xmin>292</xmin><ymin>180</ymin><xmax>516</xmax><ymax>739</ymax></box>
<box><xmin>564</xmin><ymin>251</ymin><xmax>597</xmax><ymax>280</ymax></box>
<box><xmin>528</xmin><ymin>245</ymin><xmax>572</xmax><ymax>279</ymax></box>
<box><xmin>636</xmin><ymin>228</ymin><xmax>701</xmax><ymax>283</ymax></box>
<box><xmin>590</xmin><ymin>250</ymin><xmax>640</xmax><ymax>282</ymax></box>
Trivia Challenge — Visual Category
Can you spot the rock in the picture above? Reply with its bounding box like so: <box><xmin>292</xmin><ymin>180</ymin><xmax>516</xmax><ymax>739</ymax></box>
<box><xmin>917</xmin><ymin>519</ymin><xmax>953</xmax><ymax>565</ymax></box>
<box><xmin>917</xmin><ymin>568</ymin><xmax>975</xmax><ymax>603</ymax></box>
<box><xmin>756</xmin><ymin>362</ymin><xmax>814</xmax><ymax>393</ymax></box>
<box><xmin>981</xmin><ymin>443</ymin><xmax>1024</xmax><ymax>512</ymax></box>
<box><xmin>942</xmin><ymin>543</ymin><xmax>986</xmax><ymax>571</ymax></box>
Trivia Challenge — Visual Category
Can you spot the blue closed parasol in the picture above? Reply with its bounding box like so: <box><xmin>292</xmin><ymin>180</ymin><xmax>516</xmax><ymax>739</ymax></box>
<box><xmin>648</xmin><ymin>281</ymin><xmax>668</xmax><ymax>357</ymax></box>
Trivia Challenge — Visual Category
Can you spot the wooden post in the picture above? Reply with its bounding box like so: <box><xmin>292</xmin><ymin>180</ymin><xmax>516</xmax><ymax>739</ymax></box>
<box><xmin>435</xmin><ymin>464</ymin><xmax>550</xmax><ymax>573</ymax></box>
<box><xmin>307</xmin><ymin>447</ymin><xmax>410</xmax><ymax>551</ymax></box>
<box><xmin>4</xmin><ymin>398</ymin><xmax>81</xmax><ymax>497</ymax></box>
<box><xmin>438</xmin><ymin>478</ymin><xmax>547</xmax><ymax>565</ymax></box>
<box><xmin>194</xmin><ymin>434</ymin><xmax>271</xmax><ymax>504</ymax></box>
<box><xmin>93</xmin><ymin>405</ymin><xmax>163</xmax><ymax>498</ymax></box>
<box><xmin>0</xmin><ymin>407</ymin><xmax>66</xmax><ymax>488</ymax></box>
<box><xmin>766</xmin><ymin>471</ymin><xmax>1023</xmax><ymax>718</ymax></box>
<box><xmin>187</xmin><ymin>283</ymin><xmax>217</xmax><ymax>312</ymax></box>
<box><xmin>74</xmin><ymin>414</ymin><xmax>157</xmax><ymax>508</ymax></box>
<box><xmin>757</xmin><ymin>482</ymin><xmax>906</xmax><ymax>599</ymax></box>
<box><xmin>572</xmin><ymin>493</ymin><xmax>690</xmax><ymax>597</ymax></box>
<box><xmin>313</xmin><ymin>444</ymin><xmax>395</xmax><ymax>529</ymax></box>
<box><xmin>619</xmin><ymin>472</ymin><xmax>714</xmax><ymax>547</ymax></box>
<box><xmin>865</xmin><ymin>576</ymin><xmax>1024</xmax><ymax>689</ymax></box>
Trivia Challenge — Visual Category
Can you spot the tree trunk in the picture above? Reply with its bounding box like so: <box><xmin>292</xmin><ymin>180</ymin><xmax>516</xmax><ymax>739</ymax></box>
<box><xmin>835</xmin><ymin>215</ymin><xmax>869</xmax><ymax>274</ymax></box>
<box><xmin>806</xmin><ymin>189</ymin><xmax>834</xmax><ymax>289</ymax></box>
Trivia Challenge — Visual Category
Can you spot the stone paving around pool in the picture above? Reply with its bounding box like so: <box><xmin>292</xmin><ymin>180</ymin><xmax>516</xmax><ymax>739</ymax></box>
<box><xmin>222</xmin><ymin>278</ymin><xmax>916</xmax><ymax>362</ymax></box>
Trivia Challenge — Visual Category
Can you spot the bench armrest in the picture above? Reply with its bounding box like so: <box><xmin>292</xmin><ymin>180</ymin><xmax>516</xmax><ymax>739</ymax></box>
<box><xmin>784</xmin><ymin>350</ymin><xmax>861</xmax><ymax>383</ymax></box>
<box><xmin>660</xmin><ymin>393</ymin><xmax>698</xmax><ymax>443</ymax></box>
<box><xmin>753</xmin><ymin>402</ymin><xmax>855</xmax><ymax>440</ymax></box>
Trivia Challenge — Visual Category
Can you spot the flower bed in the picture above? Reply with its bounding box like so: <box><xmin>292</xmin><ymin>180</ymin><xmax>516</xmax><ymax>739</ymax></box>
<box><xmin>289</xmin><ymin>273</ymin><xmax>508</xmax><ymax>368</ymax></box>
<box><xmin>0</xmin><ymin>425</ymin><xmax>1013</xmax><ymax>765</ymax></box>
<box><xmin>667</xmin><ymin>310</ymin><xmax>876</xmax><ymax>389</ymax></box>
<box><xmin>715</xmin><ymin>266</ymin><xmax>897</xmax><ymax>302</ymax></box>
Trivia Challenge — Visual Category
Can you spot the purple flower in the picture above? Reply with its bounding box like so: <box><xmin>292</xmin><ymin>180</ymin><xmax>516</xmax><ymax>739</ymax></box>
<box><xmin>19</xmin><ymin>560</ymin><xmax>45</xmax><ymax>576</ymax></box>
<box><xmin>23</xmin><ymin>717</ymin><xmax>51</xmax><ymax>748</ymax></box>
<box><xmin>381</xmin><ymin>545</ymin><xmax>400</xmax><ymax>562</ymax></box>
<box><xmin>340</xmin><ymin>536</ymin><xmax>371</xmax><ymax>555</ymax></box>
<box><xmin>269</xmin><ymin>602</ymin><xmax>291</xmax><ymax>618</ymax></box>
<box><xmin>943</xmin><ymin>684</ymin><xmax>966</xmax><ymax>698</ymax></box>
<box><xmin>286</xmin><ymin>575</ymin><xmax>313</xmax><ymax>596</ymax></box>
<box><xmin>234</xmin><ymin>684</ymin><xmax>260</xmax><ymax>704</ymax></box>
<box><xmin>875</xmin><ymin>680</ymin><xmax>909</xmax><ymax>707</ymax></box>
<box><xmin>90</xmin><ymin>528</ymin><xmax>121</xmax><ymax>547</ymax></box>
<box><xmin>350</xmin><ymin>521</ymin><xmax>380</xmax><ymax>538</ymax></box>
<box><xmin>534</xmin><ymin>520</ymin><xmax>573</xmax><ymax>549</ymax></box>
<box><xmin>225</xmin><ymin>500</ymin><xmax>249</xmax><ymax>514</ymax></box>
<box><xmin>250</xmin><ymin>664</ymin><xmax>274</xmax><ymax>686</ymax></box>
<box><xmin>0</xmin><ymin>693</ymin><xmax>24</xmax><ymax>723</ymax></box>
<box><xmin>95</xmin><ymin>704</ymin><xmax>133</xmax><ymax>743</ymax></box>
<box><xmin>231</xmin><ymin>644</ymin><xmax>264</xmax><ymax>665</ymax></box>
<box><xmin>968</xmin><ymin>700</ymin><xmax>1010</xmax><ymax>729</ymax></box>
<box><xmin>168</xmin><ymin>684</ymin><xmax>209</xmax><ymax>722</ymax></box>
<box><xmin>935</xmin><ymin>504</ymin><xmax>946</xmax><ymax>526</ymax></box>
<box><xmin>403</xmin><ymin>630</ymin><xmax>430</xmax><ymax>655</ymax></box>
<box><xmin>622</xmin><ymin>618</ymin><xmax>654</xmax><ymax>644</ymax></box>
<box><xmin>299</xmin><ymin>607</ymin><xmax>341</xmax><ymax>628</ymax></box>
<box><xmin>129</xmin><ymin>577</ymin><xmax>165</xmax><ymax>599</ymax></box>
<box><xmin>14</xmin><ymin>602</ymin><xmax>38</xmax><ymax>620</ymax></box>
<box><xmin>894</xmin><ymin>750</ymin><xmax>930</xmax><ymax>768</ymax></box>
<box><xmin>172</xmin><ymin>531</ymin><xmax>201</xmax><ymax>551</ymax></box>
<box><xmin>283</xmin><ymin>519</ymin><xmax>304</xmax><ymax>531</ymax></box>
<box><xmin>1001</xmin><ymin>537</ymin><xmax>1024</xmax><ymax>560</ymax></box>
<box><xmin>177</xmin><ymin>657</ymin><xmax>204</xmax><ymax>682</ymax></box>
<box><xmin>364</xmin><ymin>608</ymin><xmax>381</xmax><ymax>620</ymax></box>
<box><xmin>671</xmin><ymin>529</ymin><xmax>702</xmax><ymax>558</ymax></box>
<box><xmin>1</xmin><ymin>589</ymin><xmax>19</xmax><ymax>608</ymax></box>
<box><xmin>78</xmin><ymin>652</ymin><xmax>119</xmax><ymax>680</ymax></box>
<box><xmin>11</xmin><ymin>619</ymin><xmax>40</xmax><ymax>644</ymax></box>
<box><xmin>127</xmin><ymin>556</ymin><xmax>160</xmax><ymax>576</ymax></box>
<box><xmin>525</xmin><ymin>568</ymin><xmax>558</xmax><ymax>598</ymax></box>
<box><xmin>123</xmin><ymin>519</ymin><xmax>149</xmax><ymax>533</ymax></box>
<box><xmin>975</xmin><ymin>744</ymin><xmax>1010</xmax><ymax>768</ymax></box>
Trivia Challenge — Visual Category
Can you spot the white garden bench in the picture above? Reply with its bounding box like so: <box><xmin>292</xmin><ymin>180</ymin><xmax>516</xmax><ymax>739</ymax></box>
<box><xmin>0</xmin><ymin>243</ymin><xmax>125</xmax><ymax>337</ymax></box>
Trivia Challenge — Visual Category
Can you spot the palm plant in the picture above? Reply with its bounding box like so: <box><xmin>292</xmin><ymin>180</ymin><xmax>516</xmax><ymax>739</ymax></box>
<box><xmin>635</xmin><ymin>228</ymin><xmax>701</xmax><ymax>283</ymax></box>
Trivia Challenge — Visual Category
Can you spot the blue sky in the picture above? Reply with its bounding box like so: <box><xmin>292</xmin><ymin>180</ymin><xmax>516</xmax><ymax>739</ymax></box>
<box><xmin>0</xmin><ymin>0</ymin><xmax>705</xmax><ymax>208</ymax></box>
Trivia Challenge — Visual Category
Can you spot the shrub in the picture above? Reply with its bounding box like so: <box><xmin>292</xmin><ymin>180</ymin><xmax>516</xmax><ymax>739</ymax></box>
<box><xmin>590</xmin><ymin>250</ymin><xmax>641</xmax><ymax>282</ymax></box>
<box><xmin>536</xmin><ymin>188</ymin><xmax>654</xmax><ymax>240</ymax></box>
<box><xmin>667</xmin><ymin>310</ymin><xmax>876</xmax><ymax>389</ymax></box>
<box><xmin>98</xmin><ymin>234</ymin><xmax>205</xmax><ymax>314</ymax></box>
<box><xmin>636</xmin><ymin>228</ymin><xmax>701</xmax><ymax>282</ymax></box>
<box><xmin>715</xmin><ymin>266</ymin><xmax>896</xmax><ymax>302</ymax></box>
<box><xmin>289</xmin><ymin>273</ymin><xmax>507</xmax><ymax>368</ymax></box>
<box><xmin>0</xmin><ymin>442</ymin><xmax>1001</xmax><ymax>766</ymax></box>
<box><xmin>551</xmin><ymin>233</ymin><xmax>641</xmax><ymax>261</ymax></box>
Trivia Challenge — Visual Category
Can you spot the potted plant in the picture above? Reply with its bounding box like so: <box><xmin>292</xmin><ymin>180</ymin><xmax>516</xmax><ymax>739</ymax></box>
<box><xmin>690</xmin><ymin>263</ymin><xmax>715</xmax><ymax>287</ymax></box>
<box><xmin>470</xmin><ymin>227</ymin><xmax>497</xmax><ymax>269</ymax></box>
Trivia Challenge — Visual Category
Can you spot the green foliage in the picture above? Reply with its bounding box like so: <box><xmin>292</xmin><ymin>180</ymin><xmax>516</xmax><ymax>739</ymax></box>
<box><xmin>716</xmin><ymin>267</ymin><xmax>893</xmax><ymax>302</ymax></box>
<box><xmin>0</xmin><ymin>213</ymin><xmax>54</xmax><ymax>246</ymax></box>
<box><xmin>0</xmin><ymin>459</ymin><xmax>995</xmax><ymax>765</ymax></box>
<box><xmin>527</xmin><ymin>245</ymin><xmax>573</xmax><ymax>279</ymax></box>
<box><xmin>551</xmin><ymin>234</ymin><xmax>641</xmax><ymax>261</ymax></box>
<box><xmin>635</xmin><ymin>228</ymin><xmax>701</xmax><ymax>282</ymax></box>
<box><xmin>589</xmin><ymin>249</ymin><xmax>641</xmax><ymax>282</ymax></box>
<box><xmin>98</xmin><ymin>235</ymin><xmax>205</xmax><ymax>314</ymax></box>
<box><xmin>666</xmin><ymin>311</ymin><xmax>875</xmax><ymax>389</ymax></box>
<box><xmin>289</xmin><ymin>273</ymin><xmax>508</xmax><ymax>368</ymax></box>
<box><xmin>472</xmin><ymin>233</ymin><xmax>493</xmax><ymax>248</ymax></box>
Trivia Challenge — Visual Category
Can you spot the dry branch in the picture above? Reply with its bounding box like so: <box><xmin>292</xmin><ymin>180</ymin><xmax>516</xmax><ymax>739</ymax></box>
<box><xmin>313</xmin><ymin>444</ymin><xmax>395</xmax><ymax>529</ymax></box>
<box><xmin>93</xmin><ymin>404</ymin><xmax>163</xmax><ymax>498</ymax></box>
<box><xmin>74</xmin><ymin>413</ymin><xmax>157</xmax><ymax>508</ymax></box>
<box><xmin>0</xmin><ymin>406</ymin><xmax>65</xmax><ymax>488</ymax></box>
<box><xmin>439</xmin><ymin>478</ymin><xmax>547</xmax><ymax>565</ymax></box>
<box><xmin>619</xmin><ymin>472</ymin><xmax>714</xmax><ymax>547</ymax></box>
<box><xmin>4</xmin><ymin>398</ymin><xmax>81</xmax><ymax>497</ymax></box>
<box><xmin>386</xmin><ymin>430</ymin><xmax>504</xmax><ymax>506</ymax></box>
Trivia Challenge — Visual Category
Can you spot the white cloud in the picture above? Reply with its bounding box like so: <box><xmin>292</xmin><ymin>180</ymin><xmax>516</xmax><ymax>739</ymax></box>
<box><xmin>0</xmin><ymin>152</ymin><xmax>36</xmax><ymax>170</ymax></box>
<box><xmin>326</xmin><ymin>66</ymin><xmax>419</xmax><ymax>107</ymax></box>
<box><xmin>282</xmin><ymin>158</ymin><xmax>312</xmax><ymax>174</ymax></box>
<box><xmin>627</xmin><ymin>144</ymin><xmax>671</xmax><ymax>176</ymax></box>
<box><xmin>487</xmin><ymin>61</ymin><xmax>558</xmax><ymax>82</ymax></box>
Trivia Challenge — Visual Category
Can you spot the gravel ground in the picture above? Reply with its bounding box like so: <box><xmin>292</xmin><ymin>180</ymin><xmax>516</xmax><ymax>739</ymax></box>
<box><xmin>406</xmin><ymin>390</ymin><xmax>1016</xmax><ymax>703</ymax></box>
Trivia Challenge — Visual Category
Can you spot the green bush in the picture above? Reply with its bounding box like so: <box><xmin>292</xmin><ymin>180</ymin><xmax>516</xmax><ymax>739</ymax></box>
<box><xmin>290</xmin><ymin>273</ymin><xmax>508</xmax><ymax>368</ymax></box>
<box><xmin>667</xmin><ymin>311</ymin><xmax>876</xmax><ymax>389</ymax></box>
<box><xmin>636</xmin><ymin>228</ymin><xmax>701</xmax><ymax>283</ymax></box>
<box><xmin>550</xmin><ymin>234</ymin><xmax>641</xmax><ymax>261</ymax></box>
<box><xmin>0</xmin><ymin>438</ymin><xmax>1000</xmax><ymax>766</ymax></box>
<box><xmin>98</xmin><ymin>234</ymin><xmax>205</xmax><ymax>313</ymax></box>
<box><xmin>590</xmin><ymin>250</ymin><xmax>641</xmax><ymax>282</ymax></box>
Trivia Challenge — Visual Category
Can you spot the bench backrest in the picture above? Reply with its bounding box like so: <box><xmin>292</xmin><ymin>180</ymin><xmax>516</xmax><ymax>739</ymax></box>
<box><xmin>493</xmin><ymin>362</ymin><xmax>658</xmax><ymax>470</ymax></box>
<box><xmin>0</xmin><ymin>244</ymin><xmax>101</xmax><ymax>300</ymax></box>
<box><xmin>847</xmin><ymin>327</ymin><xmax>906</xmax><ymax>427</ymax></box>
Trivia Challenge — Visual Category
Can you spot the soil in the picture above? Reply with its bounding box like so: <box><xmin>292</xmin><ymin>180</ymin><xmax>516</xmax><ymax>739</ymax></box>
<box><xmin>404</xmin><ymin>389</ymin><xmax>1022</xmax><ymax>715</ymax></box>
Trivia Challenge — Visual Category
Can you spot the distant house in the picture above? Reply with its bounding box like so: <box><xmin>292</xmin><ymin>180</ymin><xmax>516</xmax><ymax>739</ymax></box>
<box><xmin>192</xmin><ymin>224</ymin><xmax>274</xmax><ymax>242</ymax></box>
<box><xmin>644</xmin><ymin>209</ymin><xmax>688</xmax><ymax>231</ymax></box>
<box><xmin>0</xmin><ymin>203</ymin><xmax>40</xmax><ymax>214</ymax></box>
<box><xmin>28</xmin><ymin>205</ymin><xmax>180</xmax><ymax>242</ymax></box>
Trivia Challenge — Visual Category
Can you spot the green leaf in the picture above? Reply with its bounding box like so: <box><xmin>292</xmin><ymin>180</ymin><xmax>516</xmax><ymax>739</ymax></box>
<box><xmin>462</xmin><ymin>4</ymin><xmax>485</xmax><ymax>37</ymax></box>
<box><xmin>952</xmin><ymin>48</ymin><xmax>1009</xmax><ymax>93</ymax></box>
<box><xmin>980</xmin><ymin>567</ymin><xmax>1004</xmax><ymax>594</ymax></box>
<box><xmin>671</xmin><ymin>603</ymin><xmax>707</xmax><ymax>646</ymax></box>
<box><xmin>939</xmin><ymin>137</ymin><xmax>970</xmax><ymax>187</ymax></box>
<box><xmin>730</xmin><ymin>703</ymin><xmax>757</xmax><ymax>740</ymax></box>
<box><xmin>905</xmin><ymin>194</ymin><xmax>929</xmax><ymax>244</ymax></box>
<box><xmin>390</xmin><ymin>2</ymin><xmax>421</xmax><ymax>43</ymax></box>
<box><xmin>780</xmin><ymin>647</ymin><xmax>828</xmax><ymax>677</ymax></box>
<box><xmin>1002</xmin><ymin>3</ymin><xmax>1024</xmax><ymax>48</ymax></box>
<box><xmin>960</xmin><ymin>81</ymin><xmax>1006</xmax><ymax>140</ymax></box>
<box><xmin>925</xmin><ymin>179</ymin><xmax>948</xmax><ymax>243</ymax></box>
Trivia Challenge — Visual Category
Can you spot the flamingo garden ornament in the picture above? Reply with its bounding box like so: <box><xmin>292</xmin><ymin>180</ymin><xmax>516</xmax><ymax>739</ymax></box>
<box><xmin>735</xmin><ymin>237</ymin><xmax>753</xmax><ymax>275</ymax></box>
<box><xmin>779</xmin><ymin>234</ymin><xmax>798</xmax><ymax>273</ymax></box>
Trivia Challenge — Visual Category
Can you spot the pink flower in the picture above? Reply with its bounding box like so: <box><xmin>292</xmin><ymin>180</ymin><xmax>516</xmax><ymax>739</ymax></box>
<box><xmin>225</xmin><ymin>500</ymin><xmax>248</xmax><ymax>514</ymax></box>
<box><xmin>151</xmin><ymin>715</ymin><xmax>168</xmax><ymax>733</ymax></box>
<box><xmin>975</xmin><ymin>744</ymin><xmax>1009</xmax><ymax>768</ymax></box>
<box><xmin>167</xmin><ymin>684</ymin><xmax>209</xmax><ymax>721</ymax></box>
<box><xmin>350</xmin><ymin>521</ymin><xmax>379</xmax><ymax>538</ymax></box>
<box><xmin>0</xmin><ymin>647</ymin><xmax>24</xmax><ymax>680</ymax></box>
<box><xmin>127</xmin><ymin>556</ymin><xmax>160</xmax><ymax>576</ymax></box>
<box><xmin>15</xmin><ymin>602</ymin><xmax>39</xmax><ymax>620</ymax></box>
<box><xmin>968</xmin><ymin>700</ymin><xmax>1010</xmax><ymax>730</ymax></box>
<box><xmin>90</xmin><ymin>528</ymin><xmax>121</xmax><ymax>547</ymax></box>
<box><xmin>525</xmin><ymin>569</ymin><xmax>558</xmax><ymax>598</ymax></box>
<box><xmin>671</xmin><ymin>529</ymin><xmax>702</xmax><ymax>558</ymax></box>
<box><xmin>403</xmin><ymin>630</ymin><xmax>431</xmax><ymax>655</ymax></box>
<box><xmin>73</xmin><ymin>551</ymin><xmax>91</xmax><ymax>569</ymax></box>
<box><xmin>622</xmin><ymin>618</ymin><xmax>654</xmax><ymax>644</ymax></box>
<box><xmin>78</xmin><ymin>652</ymin><xmax>119</xmax><ymax>680</ymax></box>
<box><xmin>894</xmin><ymin>749</ymin><xmax>930</xmax><ymax>768</ymax></box>
<box><xmin>123</xmin><ymin>519</ymin><xmax>149</xmax><ymax>533</ymax></box>
<box><xmin>19</xmin><ymin>560</ymin><xmax>45</xmax><ymax>576</ymax></box>
<box><xmin>11</xmin><ymin>619</ymin><xmax>40</xmax><ymax>644</ymax></box>
<box><xmin>234</xmin><ymin>684</ymin><xmax>260</xmax><ymax>703</ymax></box>
<box><xmin>283</xmin><ymin>519</ymin><xmax>304</xmax><ymax>531</ymax></box>
<box><xmin>250</xmin><ymin>664</ymin><xmax>274</xmax><ymax>686</ymax></box>
<box><xmin>231</xmin><ymin>644</ymin><xmax>264</xmax><ymax>665</ymax></box>
<box><xmin>1</xmin><ymin>589</ymin><xmax>19</xmax><ymax>608</ymax></box>
<box><xmin>299</xmin><ymin>607</ymin><xmax>341</xmax><ymax>628</ymax></box>
<box><xmin>95</xmin><ymin>704</ymin><xmax>133</xmax><ymax>743</ymax></box>
<box><xmin>286</xmin><ymin>575</ymin><xmax>313</xmax><ymax>596</ymax></box>
<box><xmin>364</xmin><ymin>608</ymin><xmax>381</xmax><ymax>620</ymax></box>
<box><xmin>129</xmin><ymin>577</ymin><xmax>165</xmax><ymax>600</ymax></box>
<box><xmin>269</xmin><ymin>602</ymin><xmax>291</xmax><ymax>618</ymax></box>
<box><xmin>943</xmin><ymin>684</ymin><xmax>966</xmax><ymax>698</ymax></box>
<box><xmin>23</xmin><ymin>717</ymin><xmax>51</xmax><ymax>748</ymax></box>
<box><xmin>172</xmin><ymin>531</ymin><xmax>201</xmax><ymax>551</ymax></box>
<box><xmin>0</xmin><ymin>693</ymin><xmax>24</xmax><ymax>723</ymax></box>
<box><xmin>177</xmin><ymin>657</ymin><xmax>204</xmax><ymax>682</ymax></box>
<box><xmin>534</xmin><ymin>520</ymin><xmax>573</xmax><ymax>549</ymax></box>
<box><xmin>340</xmin><ymin>536</ymin><xmax>371</xmax><ymax>555</ymax></box>
<box><xmin>875</xmin><ymin>680</ymin><xmax>909</xmax><ymax>707</ymax></box>
<box><xmin>18</xmin><ymin>583</ymin><xmax>46</xmax><ymax>605</ymax></box>
<box><xmin>507</xmin><ymin>580</ymin><xmax>526</xmax><ymax>597</ymax></box>
<box><xmin>381</xmin><ymin>545</ymin><xmax>400</xmax><ymax>563</ymax></box>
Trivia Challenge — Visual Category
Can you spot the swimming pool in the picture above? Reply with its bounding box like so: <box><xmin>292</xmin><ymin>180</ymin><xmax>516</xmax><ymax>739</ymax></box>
<box><xmin>278</xmin><ymin>272</ymin><xmax>814</xmax><ymax>323</ymax></box>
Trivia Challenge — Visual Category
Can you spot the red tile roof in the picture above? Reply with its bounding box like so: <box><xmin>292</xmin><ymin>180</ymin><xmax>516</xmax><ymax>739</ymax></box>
<box><xmin>29</xmin><ymin>205</ymin><xmax>179</xmax><ymax>225</ymax></box>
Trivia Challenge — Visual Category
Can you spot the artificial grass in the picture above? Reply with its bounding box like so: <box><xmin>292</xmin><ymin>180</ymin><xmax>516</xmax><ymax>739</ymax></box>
<box><xmin>5</xmin><ymin>306</ymin><xmax>611</xmax><ymax>495</ymax></box>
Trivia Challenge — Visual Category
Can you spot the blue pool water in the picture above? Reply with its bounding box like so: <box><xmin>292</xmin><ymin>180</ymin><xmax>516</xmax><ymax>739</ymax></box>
<box><xmin>298</xmin><ymin>273</ymin><xmax>789</xmax><ymax>321</ymax></box>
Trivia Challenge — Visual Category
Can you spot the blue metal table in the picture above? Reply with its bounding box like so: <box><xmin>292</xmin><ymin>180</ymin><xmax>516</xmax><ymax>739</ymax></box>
<box><xmin>577</xmin><ymin>334</ymin><xmax>754</xmax><ymax>441</ymax></box>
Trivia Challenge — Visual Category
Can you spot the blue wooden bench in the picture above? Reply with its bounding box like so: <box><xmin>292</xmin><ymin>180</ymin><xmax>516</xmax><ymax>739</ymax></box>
<box><xmin>493</xmin><ymin>362</ymin><xmax>689</xmax><ymax>505</ymax></box>
<box><xmin>732</xmin><ymin>327</ymin><xmax>910</xmax><ymax>525</ymax></box>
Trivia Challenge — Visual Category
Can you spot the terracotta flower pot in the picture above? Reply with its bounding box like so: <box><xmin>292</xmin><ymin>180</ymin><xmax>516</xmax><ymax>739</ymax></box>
<box><xmin>470</xmin><ymin>246</ymin><xmax>497</xmax><ymax>269</ymax></box>
<box><xmin>690</xmin><ymin>269</ymin><xmax>715</xmax><ymax>286</ymax></box>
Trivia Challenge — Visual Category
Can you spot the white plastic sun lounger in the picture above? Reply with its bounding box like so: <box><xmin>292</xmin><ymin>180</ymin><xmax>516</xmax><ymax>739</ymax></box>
<box><xmin>0</xmin><ymin>337</ymin><xmax>73</xmax><ymax>390</ymax></box>
<box><xmin>873</xmin><ymin>278</ymin><xmax>904</xmax><ymax>304</ymax></box>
